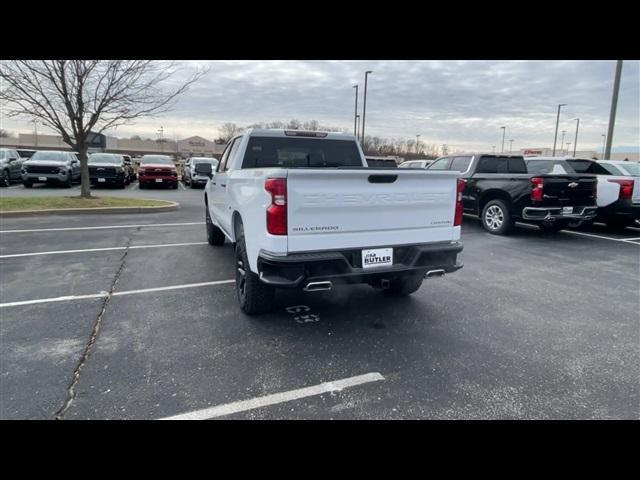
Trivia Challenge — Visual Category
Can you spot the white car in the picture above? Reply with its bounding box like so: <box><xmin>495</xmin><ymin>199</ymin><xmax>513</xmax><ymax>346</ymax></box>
<box><xmin>205</xmin><ymin>129</ymin><xmax>464</xmax><ymax>314</ymax></box>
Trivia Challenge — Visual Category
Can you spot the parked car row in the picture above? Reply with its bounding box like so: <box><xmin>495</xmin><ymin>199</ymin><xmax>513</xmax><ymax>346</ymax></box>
<box><xmin>398</xmin><ymin>153</ymin><xmax>639</xmax><ymax>234</ymax></box>
<box><xmin>0</xmin><ymin>147</ymin><xmax>219</xmax><ymax>190</ymax></box>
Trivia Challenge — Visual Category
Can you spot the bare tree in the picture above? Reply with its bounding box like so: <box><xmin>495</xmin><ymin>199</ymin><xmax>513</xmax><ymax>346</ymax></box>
<box><xmin>0</xmin><ymin>129</ymin><xmax>11</xmax><ymax>138</ymax></box>
<box><xmin>218</xmin><ymin>122</ymin><xmax>243</xmax><ymax>143</ymax></box>
<box><xmin>0</xmin><ymin>60</ymin><xmax>206</xmax><ymax>197</ymax></box>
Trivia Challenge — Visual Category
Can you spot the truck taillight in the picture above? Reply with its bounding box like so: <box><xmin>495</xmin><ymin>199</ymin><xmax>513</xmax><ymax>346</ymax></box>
<box><xmin>531</xmin><ymin>177</ymin><xmax>544</xmax><ymax>201</ymax></box>
<box><xmin>608</xmin><ymin>179</ymin><xmax>633</xmax><ymax>200</ymax></box>
<box><xmin>454</xmin><ymin>178</ymin><xmax>465</xmax><ymax>227</ymax></box>
<box><xmin>265</xmin><ymin>177</ymin><xmax>287</xmax><ymax>235</ymax></box>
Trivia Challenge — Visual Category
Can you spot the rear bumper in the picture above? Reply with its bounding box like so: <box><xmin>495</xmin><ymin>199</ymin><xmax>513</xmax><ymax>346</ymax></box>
<box><xmin>257</xmin><ymin>241</ymin><xmax>463</xmax><ymax>289</ymax></box>
<box><xmin>522</xmin><ymin>206</ymin><xmax>598</xmax><ymax>222</ymax></box>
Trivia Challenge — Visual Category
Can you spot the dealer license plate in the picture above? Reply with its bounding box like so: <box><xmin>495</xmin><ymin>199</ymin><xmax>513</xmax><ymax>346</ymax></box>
<box><xmin>98</xmin><ymin>178</ymin><xmax>106</xmax><ymax>183</ymax></box>
<box><xmin>155</xmin><ymin>178</ymin><xmax>163</xmax><ymax>183</ymax></box>
<box><xmin>362</xmin><ymin>248</ymin><xmax>393</xmax><ymax>269</ymax></box>
<box><xmin>38</xmin><ymin>177</ymin><xmax>47</xmax><ymax>181</ymax></box>
<box><xmin>562</xmin><ymin>207</ymin><xmax>573</xmax><ymax>215</ymax></box>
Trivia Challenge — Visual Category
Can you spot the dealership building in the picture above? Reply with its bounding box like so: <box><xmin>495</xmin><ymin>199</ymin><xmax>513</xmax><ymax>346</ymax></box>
<box><xmin>1</xmin><ymin>133</ymin><xmax>227</xmax><ymax>158</ymax></box>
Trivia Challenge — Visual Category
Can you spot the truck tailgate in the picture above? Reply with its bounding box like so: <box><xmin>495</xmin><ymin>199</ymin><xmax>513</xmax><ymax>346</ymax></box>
<box><xmin>538</xmin><ymin>174</ymin><xmax>597</xmax><ymax>207</ymax></box>
<box><xmin>286</xmin><ymin>169</ymin><xmax>459</xmax><ymax>253</ymax></box>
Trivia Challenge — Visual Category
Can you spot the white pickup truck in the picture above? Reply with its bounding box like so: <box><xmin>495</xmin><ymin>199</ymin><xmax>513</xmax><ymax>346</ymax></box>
<box><xmin>204</xmin><ymin>129</ymin><xmax>464</xmax><ymax>314</ymax></box>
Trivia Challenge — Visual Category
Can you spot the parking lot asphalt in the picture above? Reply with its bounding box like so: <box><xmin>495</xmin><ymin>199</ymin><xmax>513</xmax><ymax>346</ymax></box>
<box><xmin>1</xmin><ymin>181</ymin><xmax>639</xmax><ymax>419</ymax></box>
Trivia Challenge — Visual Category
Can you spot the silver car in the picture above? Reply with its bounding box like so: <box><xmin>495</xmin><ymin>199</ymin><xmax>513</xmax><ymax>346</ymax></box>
<box><xmin>22</xmin><ymin>150</ymin><xmax>81</xmax><ymax>188</ymax></box>
<box><xmin>183</xmin><ymin>157</ymin><xmax>219</xmax><ymax>188</ymax></box>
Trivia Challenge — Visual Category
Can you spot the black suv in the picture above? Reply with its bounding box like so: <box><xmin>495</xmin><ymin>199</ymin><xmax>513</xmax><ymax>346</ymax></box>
<box><xmin>428</xmin><ymin>153</ymin><xmax>598</xmax><ymax>234</ymax></box>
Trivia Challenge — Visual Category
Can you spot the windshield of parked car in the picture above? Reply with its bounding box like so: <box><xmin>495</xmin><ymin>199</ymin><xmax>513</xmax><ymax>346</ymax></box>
<box><xmin>88</xmin><ymin>154</ymin><xmax>121</xmax><ymax>164</ymax></box>
<box><xmin>29</xmin><ymin>151</ymin><xmax>68</xmax><ymax>162</ymax></box>
<box><xmin>0</xmin><ymin>150</ymin><xmax>9</xmax><ymax>159</ymax></box>
<box><xmin>616</xmin><ymin>163</ymin><xmax>640</xmax><ymax>175</ymax></box>
<box><xmin>141</xmin><ymin>156</ymin><xmax>173</xmax><ymax>165</ymax></box>
<box><xmin>525</xmin><ymin>160</ymin><xmax>576</xmax><ymax>175</ymax></box>
<box><xmin>242</xmin><ymin>137</ymin><xmax>363</xmax><ymax>168</ymax></box>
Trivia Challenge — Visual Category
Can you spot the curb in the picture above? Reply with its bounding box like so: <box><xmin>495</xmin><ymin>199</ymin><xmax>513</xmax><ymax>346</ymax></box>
<box><xmin>0</xmin><ymin>201</ymin><xmax>180</xmax><ymax>218</ymax></box>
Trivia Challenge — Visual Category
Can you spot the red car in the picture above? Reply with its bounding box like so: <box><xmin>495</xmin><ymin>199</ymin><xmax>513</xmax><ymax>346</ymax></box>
<box><xmin>138</xmin><ymin>155</ymin><xmax>178</xmax><ymax>189</ymax></box>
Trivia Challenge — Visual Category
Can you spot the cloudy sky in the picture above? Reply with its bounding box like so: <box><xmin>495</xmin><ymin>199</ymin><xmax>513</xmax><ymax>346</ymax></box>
<box><xmin>3</xmin><ymin>60</ymin><xmax>639</xmax><ymax>152</ymax></box>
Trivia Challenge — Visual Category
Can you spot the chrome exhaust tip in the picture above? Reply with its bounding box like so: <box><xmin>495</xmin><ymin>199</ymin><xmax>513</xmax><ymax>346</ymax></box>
<box><xmin>304</xmin><ymin>281</ymin><xmax>333</xmax><ymax>292</ymax></box>
<box><xmin>425</xmin><ymin>269</ymin><xmax>446</xmax><ymax>278</ymax></box>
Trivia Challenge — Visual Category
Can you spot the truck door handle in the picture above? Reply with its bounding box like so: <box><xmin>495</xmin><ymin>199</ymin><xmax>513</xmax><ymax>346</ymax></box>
<box><xmin>211</xmin><ymin>182</ymin><xmax>216</xmax><ymax>185</ymax></box>
<box><xmin>368</xmin><ymin>174</ymin><xmax>397</xmax><ymax>183</ymax></box>
<box><xmin>221</xmin><ymin>184</ymin><xmax>226</xmax><ymax>188</ymax></box>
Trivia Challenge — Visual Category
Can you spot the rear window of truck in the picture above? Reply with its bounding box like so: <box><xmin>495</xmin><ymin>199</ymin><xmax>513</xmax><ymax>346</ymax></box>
<box><xmin>241</xmin><ymin>137</ymin><xmax>363</xmax><ymax>169</ymax></box>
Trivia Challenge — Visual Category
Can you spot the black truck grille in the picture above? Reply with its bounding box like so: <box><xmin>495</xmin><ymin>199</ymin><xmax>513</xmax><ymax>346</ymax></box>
<box><xmin>26</xmin><ymin>165</ymin><xmax>59</xmax><ymax>174</ymax></box>
<box><xmin>89</xmin><ymin>166</ymin><xmax>117</xmax><ymax>178</ymax></box>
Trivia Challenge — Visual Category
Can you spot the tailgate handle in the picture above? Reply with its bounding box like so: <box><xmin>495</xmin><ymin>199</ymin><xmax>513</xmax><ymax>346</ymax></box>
<box><xmin>368</xmin><ymin>174</ymin><xmax>397</xmax><ymax>183</ymax></box>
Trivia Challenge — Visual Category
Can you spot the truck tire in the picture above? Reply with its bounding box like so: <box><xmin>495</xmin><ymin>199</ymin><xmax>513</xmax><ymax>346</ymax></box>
<box><xmin>235</xmin><ymin>223</ymin><xmax>275</xmax><ymax>315</ymax></box>
<box><xmin>23</xmin><ymin>180</ymin><xmax>33</xmax><ymax>188</ymax></box>
<box><xmin>65</xmin><ymin>174</ymin><xmax>73</xmax><ymax>188</ymax></box>
<box><xmin>2</xmin><ymin>170</ymin><xmax>10</xmax><ymax>187</ymax></box>
<box><xmin>481</xmin><ymin>199</ymin><xmax>513</xmax><ymax>235</ymax></box>
<box><xmin>206</xmin><ymin>207</ymin><xmax>225</xmax><ymax>246</ymax></box>
<box><xmin>384</xmin><ymin>274</ymin><xmax>424</xmax><ymax>296</ymax></box>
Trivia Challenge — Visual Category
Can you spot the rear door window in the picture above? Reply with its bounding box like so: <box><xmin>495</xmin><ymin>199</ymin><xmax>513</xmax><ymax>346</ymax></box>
<box><xmin>428</xmin><ymin>158</ymin><xmax>451</xmax><ymax>170</ymax></box>
<box><xmin>450</xmin><ymin>156</ymin><xmax>472</xmax><ymax>172</ymax></box>
<box><xmin>508</xmin><ymin>157</ymin><xmax>527</xmax><ymax>173</ymax></box>
<box><xmin>476</xmin><ymin>156</ymin><xmax>509</xmax><ymax>173</ymax></box>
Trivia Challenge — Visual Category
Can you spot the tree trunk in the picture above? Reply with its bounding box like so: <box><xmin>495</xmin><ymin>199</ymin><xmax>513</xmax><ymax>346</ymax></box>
<box><xmin>76</xmin><ymin>141</ymin><xmax>91</xmax><ymax>198</ymax></box>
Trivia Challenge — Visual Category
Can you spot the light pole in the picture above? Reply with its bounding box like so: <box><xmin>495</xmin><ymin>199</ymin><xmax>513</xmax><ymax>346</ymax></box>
<box><xmin>571</xmin><ymin>117</ymin><xmax>580</xmax><ymax>156</ymax></box>
<box><xmin>509</xmin><ymin>139</ymin><xmax>514</xmax><ymax>153</ymax></box>
<box><xmin>605</xmin><ymin>60</ymin><xmax>623</xmax><ymax>160</ymax></box>
<box><xmin>560</xmin><ymin>130</ymin><xmax>566</xmax><ymax>155</ymax></box>
<box><xmin>416</xmin><ymin>134</ymin><xmax>421</xmax><ymax>154</ymax></box>
<box><xmin>32</xmin><ymin>119</ymin><xmax>38</xmax><ymax>147</ymax></box>
<box><xmin>500</xmin><ymin>126</ymin><xmax>506</xmax><ymax>153</ymax></box>
<box><xmin>361</xmin><ymin>70</ymin><xmax>373</xmax><ymax>147</ymax></box>
<box><xmin>601</xmin><ymin>134</ymin><xmax>606</xmax><ymax>159</ymax></box>
<box><xmin>352</xmin><ymin>84</ymin><xmax>358</xmax><ymax>139</ymax></box>
<box><xmin>492</xmin><ymin>145</ymin><xmax>496</xmax><ymax>153</ymax></box>
<box><xmin>552</xmin><ymin>103</ymin><xmax>567</xmax><ymax>156</ymax></box>
<box><xmin>566</xmin><ymin>142</ymin><xmax>571</xmax><ymax>155</ymax></box>
<box><xmin>356</xmin><ymin>115</ymin><xmax>360</xmax><ymax>140</ymax></box>
<box><xmin>158</xmin><ymin>126</ymin><xmax>164</xmax><ymax>152</ymax></box>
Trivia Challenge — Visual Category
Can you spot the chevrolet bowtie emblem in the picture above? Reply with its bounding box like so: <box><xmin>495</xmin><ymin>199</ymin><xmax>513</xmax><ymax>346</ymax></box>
<box><xmin>568</xmin><ymin>182</ymin><xmax>578</xmax><ymax>188</ymax></box>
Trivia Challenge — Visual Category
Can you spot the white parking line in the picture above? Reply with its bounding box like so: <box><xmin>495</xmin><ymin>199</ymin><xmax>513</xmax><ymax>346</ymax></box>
<box><xmin>0</xmin><ymin>279</ymin><xmax>235</xmax><ymax>309</ymax></box>
<box><xmin>0</xmin><ymin>241</ymin><xmax>208</xmax><ymax>259</ymax></box>
<box><xmin>560</xmin><ymin>230</ymin><xmax>640</xmax><ymax>244</ymax></box>
<box><xmin>0</xmin><ymin>222</ymin><xmax>202</xmax><ymax>234</ymax></box>
<box><xmin>160</xmin><ymin>372</ymin><xmax>385</xmax><ymax>420</ymax></box>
